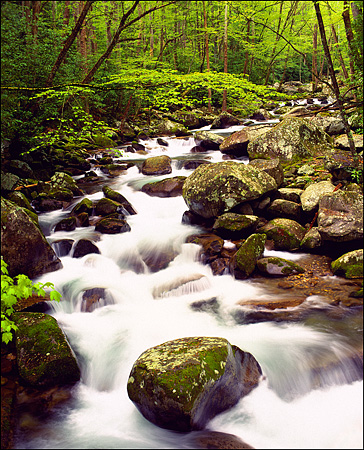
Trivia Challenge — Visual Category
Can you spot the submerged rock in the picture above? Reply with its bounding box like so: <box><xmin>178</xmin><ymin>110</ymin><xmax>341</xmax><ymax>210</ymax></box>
<box><xmin>127</xmin><ymin>336</ymin><xmax>262</xmax><ymax>432</ymax></box>
<box><xmin>256</xmin><ymin>257</ymin><xmax>305</xmax><ymax>276</ymax></box>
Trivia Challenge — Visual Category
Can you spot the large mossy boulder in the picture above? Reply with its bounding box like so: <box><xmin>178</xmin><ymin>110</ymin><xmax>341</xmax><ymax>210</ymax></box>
<box><xmin>156</xmin><ymin>119</ymin><xmax>190</xmax><ymax>137</ymax></box>
<box><xmin>258</xmin><ymin>218</ymin><xmax>306</xmax><ymax>250</ymax></box>
<box><xmin>247</xmin><ymin>117</ymin><xmax>334</xmax><ymax>162</ymax></box>
<box><xmin>212</xmin><ymin>212</ymin><xmax>259</xmax><ymax>240</ymax></box>
<box><xmin>13</xmin><ymin>312</ymin><xmax>80</xmax><ymax>388</ymax></box>
<box><xmin>249</xmin><ymin>158</ymin><xmax>284</xmax><ymax>187</ymax></box>
<box><xmin>230</xmin><ymin>233</ymin><xmax>266</xmax><ymax>278</ymax></box>
<box><xmin>1</xmin><ymin>198</ymin><xmax>62</xmax><ymax>279</ymax></box>
<box><xmin>331</xmin><ymin>249</ymin><xmax>363</xmax><ymax>279</ymax></box>
<box><xmin>182</xmin><ymin>161</ymin><xmax>277</xmax><ymax>219</ymax></box>
<box><xmin>141</xmin><ymin>155</ymin><xmax>172</xmax><ymax>175</ymax></box>
<box><xmin>127</xmin><ymin>336</ymin><xmax>262</xmax><ymax>432</ymax></box>
<box><xmin>50</xmin><ymin>172</ymin><xmax>84</xmax><ymax>197</ymax></box>
<box><xmin>317</xmin><ymin>190</ymin><xmax>363</xmax><ymax>242</ymax></box>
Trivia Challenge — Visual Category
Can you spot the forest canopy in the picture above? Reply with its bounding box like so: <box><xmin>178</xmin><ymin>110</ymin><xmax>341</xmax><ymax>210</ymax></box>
<box><xmin>1</xmin><ymin>0</ymin><xmax>363</xmax><ymax>146</ymax></box>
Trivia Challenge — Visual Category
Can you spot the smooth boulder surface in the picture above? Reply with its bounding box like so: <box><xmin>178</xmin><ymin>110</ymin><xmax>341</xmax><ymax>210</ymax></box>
<box><xmin>127</xmin><ymin>336</ymin><xmax>262</xmax><ymax>432</ymax></box>
<box><xmin>182</xmin><ymin>161</ymin><xmax>277</xmax><ymax>219</ymax></box>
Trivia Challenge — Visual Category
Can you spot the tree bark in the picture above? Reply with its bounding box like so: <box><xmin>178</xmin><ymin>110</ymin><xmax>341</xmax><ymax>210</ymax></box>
<box><xmin>313</xmin><ymin>0</ymin><xmax>356</xmax><ymax>157</ymax></box>
<box><xmin>312</xmin><ymin>23</ymin><xmax>318</xmax><ymax>92</ymax></box>
<box><xmin>82</xmin><ymin>1</ymin><xmax>176</xmax><ymax>84</ymax></box>
<box><xmin>222</xmin><ymin>1</ymin><xmax>228</xmax><ymax>112</ymax></box>
<box><xmin>45</xmin><ymin>0</ymin><xmax>94</xmax><ymax>87</ymax></box>
<box><xmin>203</xmin><ymin>1</ymin><xmax>212</xmax><ymax>112</ymax></box>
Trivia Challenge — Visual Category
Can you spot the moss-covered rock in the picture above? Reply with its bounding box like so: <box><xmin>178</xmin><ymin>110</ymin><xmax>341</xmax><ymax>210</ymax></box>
<box><xmin>249</xmin><ymin>158</ymin><xmax>284</xmax><ymax>187</ymax></box>
<box><xmin>231</xmin><ymin>233</ymin><xmax>266</xmax><ymax>278</ymax></box>
<box><xmin>102</xmin><ymin>186</ymin><xmax>137</xmax><ymax>215</ymax></box>
<box><xmin>127</xmin><ymin>336</ymin><xmax>261</xmax><ymax>431</ymax></box>
<box><xmin>212</xmin><ymin>212</ymin><xmax>259</xmax><ymax>240</ymax></box>
<box><xmin>1</xmin><ymin>198</ymin><xmax>62</xmax><ymax>279</ymax></box>
<box><xmin>258</xmin><ymin>218</ymin><xmax>306</xmax><ymax>251</ymax></box>
<box><xmin>182</xmin><ymin>161</ymin><xmax>277</xmax><ymax>219</ymax></box>
<box><xmin>95</xmin><ymin>197</ymin><xmax>123</xmax><ymax>216</ymax></box>
<box><xmin>71</xmin><ymin>197</ymin><xmax>94</xmax><ymax>216</ymax></box>
<box><xmin>256</xmin><ymin>256</ymin><xmax>305</xmax><ymax>276</ymax></box>
<box><xmin>247</xmin><ymin>117</ymin><xmax>334</xmax><ymax>162</ymax></box>
<box><xmin>92</xmin><ymin>133</ymin><xmax>117</xmax><ymax>148</ymax></box>
<box><xmin>50</xmin><ymin>172</ymin><xmax>84</xmax><ymax>197</ymax></box>
<box><xmin>13</xmin><ymin>312</ymin><xmax>80</xmax><ymax>388</ymax></box>
<box><xmin>141</xmin><ymin>155</ymin><xmax>172</xmax><ymax>175</ymax></box>
<box><xmin>331</xmin><ymin>249</ymin><xmax>363</xmax><ymax>279</ymax></box>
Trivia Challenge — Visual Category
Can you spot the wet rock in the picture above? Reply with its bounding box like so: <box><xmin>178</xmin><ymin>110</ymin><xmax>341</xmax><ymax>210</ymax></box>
<box><xmin>258</xmin><ymin>218</ymin><xmax>306</xmax><ymax>251</ymax></box>
<box><xmin>7</xmin><ymin>191</ymin><xmax>34</xmax><ymax>212</ymax></box>
<box><xmin>50</xmin><ymin>172</ymin><xmax>84</xmax><ymax>197</ymax></box>
<box><xmin>141</xmin><ymin>247</ymin><xmax>178</xmax><ymax>272</ymax></box>
<box><xmin>331</xmin><ymin>249</ymin><xmax>363</xmax><ymax>279</ymax></box>
<box><xmin>317</xmin><ymin>190</ymin><xmax>363</xmax><ymax>242</ymax></box>
<box><xmin>32</xmin><ymin>195</ymin><xmax>63</xmax><ymax>212</ymax></box>
<box><xmin>219</xmin><ymin>125</ymin><xmax>271</xmax><ymax>158</ymax></box>
<box><xmin>141</xmin><ymin>176</ymin><xmax>186</xmax><ymax>197</ymax></box>
<box><xmin>230</xmin><ymin>233</ymin><xmax>266</xmax><ymax>279</ymax></box>
<box><xmin>1</xmin><ymin>198</ymin><xmax>62</xmax><ymax>279</ymax></box>
<box><xmin>75</xmin><ymin>212</ymin><xmax>89</xmax><ymax>227</ymax></box>
<box><xmin>247</xmin><ymin>117</ymin><xmax>334</xmax><ymax>162</ymax></box>
<box><xmin>95</xmin><ymin>197</ymin><xmax>125</xmax><ymax>216</ymax></box>
<box><xmin>52</xmin><ymin>239</ymin><xmax>74</xmax><ymax>257</ymax></box>
<box><xmin>54</xmin><ymin>216</ymin><xmax>76</xmax><ymax>232</ymax></box>
<box><xmin>153</xmin><ymin>274</ymin><xmax>209</xmax><ymax>298</ymax></box>
<box><xmin>102</xmin><ymin>185</ymin><xmax>137</xmax><ymax>215</ymax></box>
<box><xmin>156</xmin><ymin>119</ymin><xmax>190</xmax><ymax>137</ymax></box>
<box><xmin>277</xmin><ymin>187</ymin><xmax>303</xmax><ymax>203</ymax></box>
<box><xmin>157</xmin><ymin>138</ymin><xmax>169</xmax><ymax>146</ymax></box>
<box><xmin>184</xmin><ymin>430</ymin><xmax>254</xmax><ymax>449</ymax></box>
<box><xmin>127</xmin><ymin>336</ymin><xmax>262</xmax><ymax>431</ymax></box>
<box><xmin>212</xmin><ymin>213</ymin><xmax>259</xmax><ymax>240</ymax></box>
<box><xmin>72</xmin><ymin>239</ymin><xmax>100</xmax><ymax>258</ymax></box>
<box><xmin>13</xmin><ymin>312</ymin><xmax>80</xmax><ymax>388</ymax></box>
<box><xmin>256</xmin><ymin>257</ymin><xmax>305</xmax><ymax>276</ymax></box>
<box><xmin>300</xmin><ymin>227</ymin><xmax>322</xmax><ymax>250</ymax></box>
<box><xmin>94</xmin><ymin>217</ymin><xmax>131</xmax><ymax>234</ymax></box>
<box><xmin>186</xmin><ymin>233</ymin><xmax>225</xmax><ymax>260</ymax></box>
<box><xmin>210</xmin><ymin>112</ymin><xmax>242</xmax><ymax>129</ymax></box>
<box><xmin>81</xmin><ymin>288</ymin><xmax>113</xmax><ymax>312</ymax></box>
<box><xmin>71</xmin><ymin>198</ymin><xmax>93</xmax><ymax>216</ymax></box>
<box><xmin>141</xmin><ymin>155</ymin><xmax>172</xmax><ymax>175</ymax></box>
<box><xmin>182</xmin><ymin>161</ymin><xmax>277</xmax><ymax>219</ymax></box>
<box><xmin>194</xmin><ymin>131</ymin><xmax>224</xmax><ymax>150</ymax></box>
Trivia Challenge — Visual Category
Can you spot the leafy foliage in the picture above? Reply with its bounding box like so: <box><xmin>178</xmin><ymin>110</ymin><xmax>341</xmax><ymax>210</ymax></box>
<box><xmin>1</xmin><ymin>258</ymin><xmax>61</xmax><ymax>344</ymax></box>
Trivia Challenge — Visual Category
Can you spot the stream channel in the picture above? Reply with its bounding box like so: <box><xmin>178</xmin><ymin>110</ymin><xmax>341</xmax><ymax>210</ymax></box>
<box><xmin>14</xmin><ymin>100</ymin><xmax>363</xmax><ymax>449</ymax></box>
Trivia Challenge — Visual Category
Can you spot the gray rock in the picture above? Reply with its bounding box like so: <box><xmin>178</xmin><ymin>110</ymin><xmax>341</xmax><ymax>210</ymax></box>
<box><xmin>127</xmin><ymin>336</ymin><xmax>262</xmax><ymax>431</ymax></box>
<box><xmin>300</xmin><ymin>180</ymin><xmax>335</xmax><ymax>212</ymax></box>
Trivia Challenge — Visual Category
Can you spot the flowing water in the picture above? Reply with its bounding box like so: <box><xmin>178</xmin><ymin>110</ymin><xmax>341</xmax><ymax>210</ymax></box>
<box><xmin>14</xmin><ymin>116</ymin><xmax>363</xmax><ymax>449</ymax></box>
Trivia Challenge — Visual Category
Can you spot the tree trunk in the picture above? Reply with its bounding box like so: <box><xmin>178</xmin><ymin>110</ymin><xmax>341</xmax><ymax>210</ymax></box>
<box><xmin>330</xmin><ymin>23</ymin><xmax>349</xmax><ymax>79</ymax></box>
<box><xmin>313</xmin><ymin>1</ymin><xmax>356</xmax><ymax>157</ymax></box>
<box><xmin>45</xmin><ymin>0</ymin><xmax>94</xmax><ymax>87</ymax></box>
<box><xmin>222</xmin><ymin>1</ymin><xmax>228</xmax><ymax>112</ymax></box>
<box><xmin>312</xmin><ymin>23</ymin><xmax>318</xmax><ymax>92</ymax></box>
<box><xmin>243</xmin><ymin>19</ymin><xmax>250</xmax><ymax>75</ymax></box>
<box><xmin>82</xmin><ymin>1</ymin><xmax>175</xmax><ymax>84</ymax></box>
<box><xmin>203</xmin><ymin>1</ymin><xmax>212</xmax><ymax>112</ymax></box>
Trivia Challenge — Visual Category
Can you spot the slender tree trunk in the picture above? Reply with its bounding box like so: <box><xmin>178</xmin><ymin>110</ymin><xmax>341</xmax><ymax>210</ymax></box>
<box><xmin>243</xmin><ymin>19</ymin><xmax>250</xmax><ymax>75</ymax></box>
<box><xmin>330</xmin><ymin>23</ymin><xmax>349</xmax><ymax>79</ymax></box>
<box><xmin>312</xmin><ymin>23</ymin><xmax>318</xmax><ymax>92</ymax></box>
<box><xmin>31</xmin><ymin>0</ymin><xmax>41</xmax><ymax>43</ymax></box>
<box><xmin>222</xmin><ymin>1</ymin><xmax>228</xmax><ymax>112</ymax></box>
<box><xmin>45</xmin><ymin>0</ymin><xmax>94</xmax><ymax>87</ymax></box>
<box><xmin>203</xmin><ymin>1</ymin><xmax>212</xmax><ymax>112</ymax></box>
<box><xmin>313</xmin><ymin>1</ymin><xmax>356</xmax><ymax>157</ymax></box>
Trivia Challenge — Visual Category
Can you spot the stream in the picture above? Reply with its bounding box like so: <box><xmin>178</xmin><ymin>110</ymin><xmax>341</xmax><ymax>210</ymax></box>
<box><xmin>14</xmin><ymin>107</ymin><xmax>363</xmax><ymax>449</ymax></box>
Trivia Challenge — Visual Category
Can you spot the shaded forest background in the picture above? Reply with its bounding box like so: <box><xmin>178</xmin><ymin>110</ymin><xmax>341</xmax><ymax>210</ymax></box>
<box><xmin>1</xmin><ymin>0</ymin><xmax>363</xmax><ymax>150</ymax></box>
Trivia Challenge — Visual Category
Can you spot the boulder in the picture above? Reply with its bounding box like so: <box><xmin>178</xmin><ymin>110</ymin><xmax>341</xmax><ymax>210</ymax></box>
<box><xmin>300</xmin><ymin>180</ymin><xmax>335</xmax><ymax>213</ymax></box>
<box><xmin>72</xmin><ymin>239</ymin><xmax>100</xmax><ymax>258</ymax></box>
<box><xmin>210</xmin><ymin>112</ymin><xmax>241</xmax><ymax>129</ymax></box>
<box><xmin>256</xmin><ymin>257</ymin><xmax>305</xmax><ymax>276</ymax></box>
<box><xmin>194</xmin><ymin>130</ymin><xmax>224</xmax><ymax>150</ymax></box>
<box><xmin>1</xmin><ymin>198</ymin><xmax>62</xmax><ymax>279</ymax></box>
<box><xmin>182</xmin><ymin>161</ymin><xmax>277</xmax><ymax>219</ymax></box>
<box><xmin>247</xmin><ymin>117</ymin><xmax>334</xmax><ymax>162</ymax></box>
<box><xmin>258</xmin><ymin>218</ymin><xmax>306</xmax><ymax>251</ymax></box>
<box><xmin>92</xmin><ymin>133</ymin><xmax>117</xmax><ymax>148</ymax></box>
<box><xmin>141</xmin><ymin>176</ymin><xmax>186</xmax><ymax>197</ymax></box>
<box><xmin>317</xmin><ymin>190</ymin><xmax>363</xmax><ymax>242</ymax></box>
<box><xmin>54</xmin><ymin>216</ymin><xmax>76</xmax><ymax>232</ymax></box>
<box><xmin>230</xmin><ymin>233</ymin><xmax>266</xmax><ymax>278</ymax></box>
<box><xmin>13</xmin><ymin>312</ymin><xmax>80</xmax><ymax>388</ymax></box>
<box><xmin>141</xmin><ymin>155</ymin><xmax>172</xmax><ymax>175</ymax></box>
<box><xmin>212</xmin><ymin>213</ymin><xmax>259</xmax><ymax>240</ymax></box>
<box><xmin>300</xmin><ymin>227</ymin><xmax>322</xmax><ymax>250</ymax></box>
<box><xmin>71</xmin><ymin>197</ymin><xmax>93</xmax><ymax>216</ymax></box>
<box><xmin>95</xmin><ymin>197</ymin><xmax>124</xmax><ymax>216</ymax></box>
<box><xmin>127</xmin><ymin>336</ymin><xmax>262</xmax><ymax>431</ymax></box>
<box><xmin>156</xmin><ymin>119</ymin><xmax>190</xmax><ymax>137</ymax></box>
<box><xmin>102</xmin><ymin>186</ymin><xmax>137</xmax><ymax>215</ymax></box>
<box><xmin>334</xmin><ymin>133</ymin><xmax>363</xmax><ymax>152</ymax></box>
<box><xmin>249</xmin><ymin>158</ymin><xmax>284</xmax><ymax>187</ymax></box>
<box><xmin>219</xmin><ymin>125</ymin><xmax>271</xmax><ymax>157</ymax></box>
<box><xmin>95</xmin><ymin>217</ymin><xmax>131</xmax><ymax>234</ymax></box>
<box><xmin>277</xmin><ymin>188</ymin><xmax>303</xmax><ymax>203</ymax></box>
<box><xmin>331</xmin><ymin>249</ymin><xmax>363</xmax><ymax>279</ymax></box>
<box><xmin>266</xmin><ymin>199</ymin><xmax>302</xmax><ymax>221</ymax></box>
<box><xmin>50</xmin><ymin>172</ymin><xmax>84</xmax><ymax>197</ymax></box>
<box><xmin>310</xmin><ymin>115</ymin><xmax>346</xmax><ymax>136</ymax></box>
